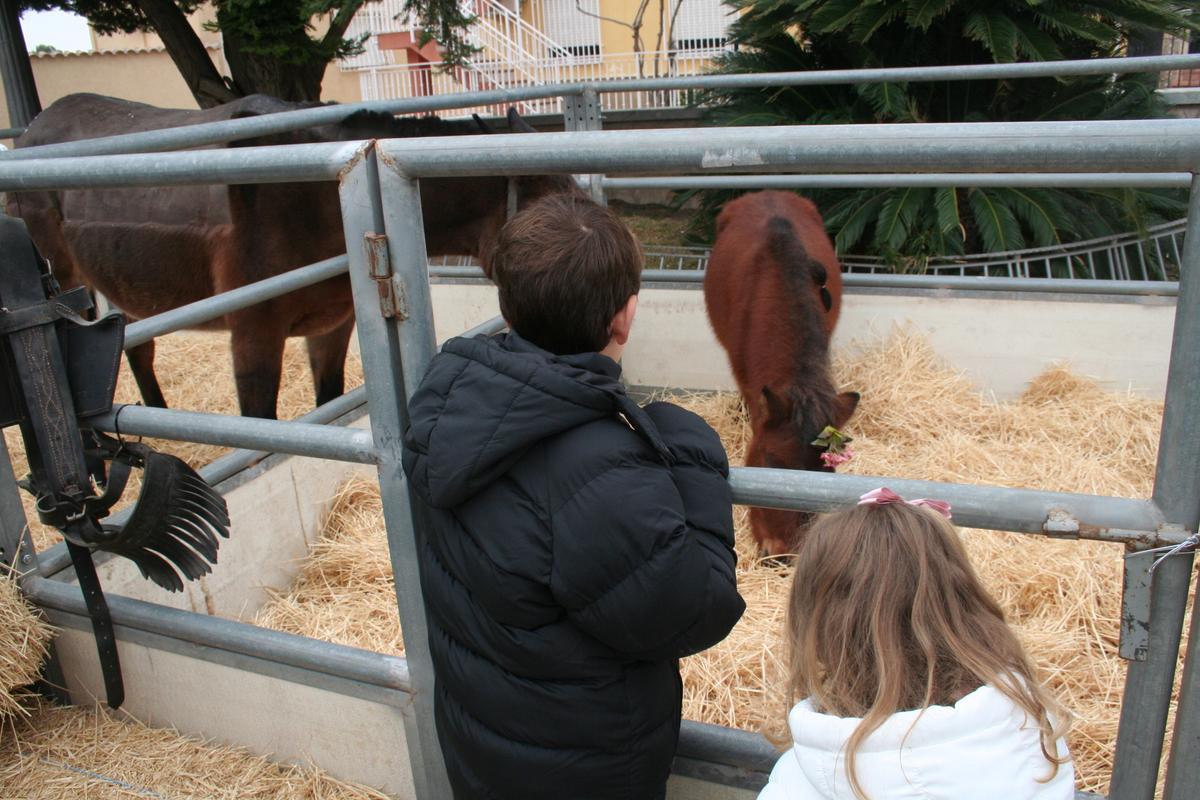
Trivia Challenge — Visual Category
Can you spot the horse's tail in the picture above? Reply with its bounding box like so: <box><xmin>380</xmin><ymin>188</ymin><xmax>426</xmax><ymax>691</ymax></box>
<box><xmin>766</xmin><ymin>216</ymin><xmax>834</xmax><ymax>313</ymax></box>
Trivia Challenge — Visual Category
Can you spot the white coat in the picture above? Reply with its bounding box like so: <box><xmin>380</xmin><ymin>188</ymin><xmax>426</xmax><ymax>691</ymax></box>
<box><xmin>758</xmin><ymin>684</ymin><xmax>1074</xmax><ymax>800</ymax></box>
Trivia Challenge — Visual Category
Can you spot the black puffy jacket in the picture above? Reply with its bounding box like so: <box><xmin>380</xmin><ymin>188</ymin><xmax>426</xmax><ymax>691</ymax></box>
<box><xmin>402</xmin><ymin>332</ymin><xmax>745</xmax><ymax>800</ymax></box>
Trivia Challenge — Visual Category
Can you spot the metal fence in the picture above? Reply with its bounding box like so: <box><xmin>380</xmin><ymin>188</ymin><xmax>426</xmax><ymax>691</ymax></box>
<box><xmin>0</xmin><ymin>57</ymin><xmax>1198</xmax><ymax>800</ymax></box>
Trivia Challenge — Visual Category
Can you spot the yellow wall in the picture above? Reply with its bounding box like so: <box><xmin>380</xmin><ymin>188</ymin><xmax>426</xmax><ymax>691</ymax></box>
<box><xmin>321</xmin><ymin>62</ymin><xmax>365</xmax><ymax>104</ymax></box>
<box><xmin>516</xmin><ymin>0</ymin><xmax>688</xmax><ymax>78</ymax></box>
<box><xmin>0</xmin><ymin>50</ymin><xmax>363</xmax><ymax>135</ymax></box>
<box><xmin>598</xmin><ymin>0</ymin><xmax>666</xmax><ymax>56</ymax></box>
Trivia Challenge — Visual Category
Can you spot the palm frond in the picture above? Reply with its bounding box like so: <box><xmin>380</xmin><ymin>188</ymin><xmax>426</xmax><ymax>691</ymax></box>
<box><xmin>875</xmin><ymin>188</ymin><xmax>930</xmax><ymax>251</ymax></box>
<box><xmin>1032</xmin><ymin>8</ymin><xmax>1114</xmax><ymax>44</ymax></box>
<box><xmin>968</xmin><ymin>188</ymin><xmax>1025</xmax><ymax>252</ymax></box>
<box><xmin>808</xmin><ymin>0</ymin><xmax>868</xmax><ymax>34</ymax></box>
<box><xmin>694</xmin><ymin>0</ymin><xmax>1192</xmax><ymax>269</ymax></box>
<box><xmin>903</xmin><ymin>0</ymin><xmax>954</xmax><ymax>30</ymax></box>
<box><xmin>1083</xmin><ymin>0</ymin><xmax>1198</xmax><ymax>35</ymax></box>
<box><xmin>964</xmin><ymin>10</ymin><xmax>1020</xmax><ymax>62</ymax></box>
<box><xmin>1012</xmin><ymin>16</ymin><xmax>1063</xmax><ymax>61</ymax></box>
<box><xmin>850</xmin><ymin>3</ymin><xmax>902</xmax><ymax>42</ymax></box>
<box><xmin>934</xmin><ymin>186</ymin><xmax>964</xmax><ymax>240</ymax></box>
<box><xmin>855</xmin><ymin>82</ymin><xmax>914</xmax><ymax>120</ymax></box>
<box><xmin>1001</xmin><ymin>187</ymin><xmax>1069</xmax><ymax>245</ymax></box>
<box><xmin>833</xmin><ymin>192</ymin><xmax>889</xmax><ymax>253</ymax></box>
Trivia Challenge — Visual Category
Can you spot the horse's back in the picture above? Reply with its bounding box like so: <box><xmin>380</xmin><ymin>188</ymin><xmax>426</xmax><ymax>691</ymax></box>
<box><xmin>15</xmin><ymin>93</ymin><xmax>308</xmax><ymax>148</ymax></box>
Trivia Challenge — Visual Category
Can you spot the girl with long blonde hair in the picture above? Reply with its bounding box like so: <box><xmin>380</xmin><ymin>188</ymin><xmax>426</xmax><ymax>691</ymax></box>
<box><xmin>758</xmin><ymin>488</ymin><xmax>1074</xmax><ymax>800</ymax></box>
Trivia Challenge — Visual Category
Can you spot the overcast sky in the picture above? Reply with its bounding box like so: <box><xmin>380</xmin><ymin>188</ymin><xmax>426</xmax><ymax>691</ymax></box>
<box><xmin>21</xmin><ymin>9</ymin><xmax>93</xmax><ymax>53</ymax></box>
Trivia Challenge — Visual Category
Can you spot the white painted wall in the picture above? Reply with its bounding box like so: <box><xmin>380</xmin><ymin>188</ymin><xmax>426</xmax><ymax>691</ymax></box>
<box><xmin>429</xmin><ymin>283</ymin><xmax>1177</xmax><ymax>399</ymax></box>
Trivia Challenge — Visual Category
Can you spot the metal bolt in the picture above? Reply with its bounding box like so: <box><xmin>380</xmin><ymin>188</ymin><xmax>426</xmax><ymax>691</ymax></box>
<box><xmin>20</xmin><ymin>553</ymin><xmax>31</xmax><ymax>565</ymax></box>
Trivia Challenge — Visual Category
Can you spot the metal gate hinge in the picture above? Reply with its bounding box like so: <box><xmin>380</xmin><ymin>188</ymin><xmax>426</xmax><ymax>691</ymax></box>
<box><xmin>365</xmin><ymin>234</ymin><xmax>406</xmax><ymax>320</ymax></box>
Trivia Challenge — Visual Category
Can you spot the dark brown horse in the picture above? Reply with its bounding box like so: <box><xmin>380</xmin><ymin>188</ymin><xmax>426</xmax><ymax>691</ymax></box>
<box><xmin>7</xmin><ymin>93</ymin><xmax>576</xmax><ymax>419</ymax></box>
<box><xmin>703</xmin><ymin>191</ymin><xmax>858</xmax><ymax>556</ymax></box>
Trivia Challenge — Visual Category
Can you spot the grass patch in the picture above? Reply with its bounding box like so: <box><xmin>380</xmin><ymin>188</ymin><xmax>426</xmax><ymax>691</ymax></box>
<box><xmin>611</xmin><ymin>201</ymin><xmax>694</xmax><ymax>248</ymax></box>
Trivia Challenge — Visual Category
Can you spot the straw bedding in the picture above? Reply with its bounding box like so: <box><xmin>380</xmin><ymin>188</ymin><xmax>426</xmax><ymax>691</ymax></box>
<box><xmin>0</xmin><ymin>698</ymin><xmax>390</xmax><ymax>799</ymax></box>
<box><xmin>3</xmin><ymin>331</ymin><xmax>364</xmax><ymax>552</ymax></box>
<box><xmin>254</xmin><ymin>328</ymin><xmax>1187</xmax><ymax>796</ymax></box>
<box><xmin>0</xmin><ymin>572</ymin><xmax>52</xmax><ymax>722</ymax></box>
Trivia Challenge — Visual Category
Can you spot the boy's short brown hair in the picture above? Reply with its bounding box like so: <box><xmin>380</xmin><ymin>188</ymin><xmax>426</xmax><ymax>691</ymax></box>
<box><xmin>489</xmin><ymin>194</ymin><xmax>642</xmax><ymax>355</ymax></box>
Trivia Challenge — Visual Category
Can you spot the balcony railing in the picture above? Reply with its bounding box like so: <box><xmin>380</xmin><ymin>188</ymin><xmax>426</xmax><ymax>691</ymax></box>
<box><xmin>354</xmin><ymin>49</ymin><xmax>723</xmax><ymax>114</ymax></box>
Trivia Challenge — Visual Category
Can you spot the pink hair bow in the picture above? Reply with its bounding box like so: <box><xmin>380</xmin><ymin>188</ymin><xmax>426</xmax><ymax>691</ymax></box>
<box><xmin>857</xmin><ymin>487</ymin><xmax>952</xmax><ymax>520</ymax></box>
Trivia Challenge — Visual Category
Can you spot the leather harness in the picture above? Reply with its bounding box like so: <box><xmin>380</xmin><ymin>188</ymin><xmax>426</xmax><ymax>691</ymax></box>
<box><xmin>1</xmin><ymin>215</ymin><xmax>230</xmax><ymax>709</ymax></box>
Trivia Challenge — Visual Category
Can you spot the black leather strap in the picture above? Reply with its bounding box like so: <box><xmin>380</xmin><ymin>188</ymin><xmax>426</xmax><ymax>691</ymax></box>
<box><xmin>65</xmin><ymin>539</ymin><xmax>124</xmax><ymax>709</ymax></box>
<box><xmin>0</xmin><ymin>286</ymin><xmax>93</xmax><ymax>335</ymax></box>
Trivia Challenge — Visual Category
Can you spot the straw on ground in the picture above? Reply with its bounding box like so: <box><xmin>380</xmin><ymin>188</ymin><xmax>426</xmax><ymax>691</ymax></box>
<box><xmin>254</xmin><ymin>328</ymin><xmax>1187</xmax><ymax>796</ymax></box>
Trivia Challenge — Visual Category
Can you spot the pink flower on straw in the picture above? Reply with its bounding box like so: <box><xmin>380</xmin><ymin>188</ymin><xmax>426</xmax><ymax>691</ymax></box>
<box><xmin>820</xmin><ymin>449</ymin><xmax>855</xmax><ymax>468</ymax></box>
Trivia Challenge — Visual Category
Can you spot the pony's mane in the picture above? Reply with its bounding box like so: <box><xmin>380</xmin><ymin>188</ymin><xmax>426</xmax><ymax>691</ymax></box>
<box><xmin>766</xmin><ymin>215</ymin><xmax>840</xmax><ymax>436</ymax></box>
<box><xmin>337</xmin><ymin>109</ymin><xmax>486</xmax><ymax>139</ymax></box>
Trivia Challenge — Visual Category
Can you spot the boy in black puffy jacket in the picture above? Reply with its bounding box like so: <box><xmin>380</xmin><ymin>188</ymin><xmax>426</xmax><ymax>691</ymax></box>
<box><xmin>401</xmin><ymin>193</ymin><xmax>746</xmax><ymax>800</ymax></box>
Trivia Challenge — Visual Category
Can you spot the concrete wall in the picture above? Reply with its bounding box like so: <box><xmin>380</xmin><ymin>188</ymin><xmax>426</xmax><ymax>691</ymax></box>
<box><xmin>429</xmin><ymin>281</ymin><xmax>1177</xmax><ymax>399</ymax></box>
<box><xmin>50</xmin><ymin>621</ymin><xmax>416</xmax><ymax>796</ymax></box>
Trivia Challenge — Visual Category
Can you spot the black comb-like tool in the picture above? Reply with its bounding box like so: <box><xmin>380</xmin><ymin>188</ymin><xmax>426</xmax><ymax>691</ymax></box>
<box><xmin>98</xmin><ymin>443</ymin><xmax>231</xmax><ymax>592</ymax></box>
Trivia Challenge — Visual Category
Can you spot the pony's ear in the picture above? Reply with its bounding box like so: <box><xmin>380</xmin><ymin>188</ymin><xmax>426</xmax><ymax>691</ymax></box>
<box><xmin>473</xmin><ymin>113</ymin><xmax>495</xmax><ymax>134</ymax></box>
<box><xmin>761</xmin><ymin>386</ymin><xmax>790</xmax><ymax>428</ymax></box>
<box><xmin>833</xmin><ymin>391</ymin><xmax>860</xmax><ymax>427</ymax></box>
<box><xmin>506</xmin><ymin>107</ymin><xmax>537</xmax><ymax>133</ymax></box>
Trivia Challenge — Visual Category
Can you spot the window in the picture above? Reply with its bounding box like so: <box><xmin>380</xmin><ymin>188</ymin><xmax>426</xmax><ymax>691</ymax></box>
<box><xmin>669</xmin><ymin>0</ymin><xmax>732</xmax><ymax>53</ymax></box>
<box><xmin>540</xmin><ymin>0</ymin><xmax>603</xmax><ymax>61</ymax></box>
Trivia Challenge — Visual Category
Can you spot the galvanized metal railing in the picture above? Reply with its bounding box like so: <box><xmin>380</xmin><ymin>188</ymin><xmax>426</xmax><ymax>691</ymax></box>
<box><xmin>0</xmin><ymin>60</ymin><xmax>1197</xmax><ymax>800</ymax></box>
<box><xmin>379</xmin><ymin>121</ymin><xmax>1198</xmax><ymax>800</ymax></box>
<box><xmin>842</xmin><ymin>220</ymin><xmax>1189</xmax><ymax>280</ymax></box>
<box><xmin>2</xmin><ymin>53</ymin><xmax>1200</xmax><ymax>160</ymax></box>
<box><xmin>1</xmin><ymin>116</ymin><xmax>1194</xmax><ymax>800</ymax></box>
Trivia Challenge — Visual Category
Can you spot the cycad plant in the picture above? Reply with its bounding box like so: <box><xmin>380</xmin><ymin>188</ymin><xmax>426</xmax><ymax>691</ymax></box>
<box><xmin>687</xmin><ymin>1</ymin><xmax>1196</xmax><ymax>271</ymax></box>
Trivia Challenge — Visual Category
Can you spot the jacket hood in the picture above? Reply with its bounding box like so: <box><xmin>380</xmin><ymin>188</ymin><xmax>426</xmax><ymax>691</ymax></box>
<box><xmin>403</xmin><ymin>332</ymin><xmax>671</xmax><ymax>508</ymax></box>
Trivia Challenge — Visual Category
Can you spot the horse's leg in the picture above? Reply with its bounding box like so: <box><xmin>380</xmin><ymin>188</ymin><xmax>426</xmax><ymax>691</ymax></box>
<box><xmin>306</xmin><ymin>317</ymin><xmax>355</xmax><ymax>408</ymax></box>
<box><xmin>230</xmin><ymin>320</ymin><xmax>286</xmax><ymax>420</ymax></box>
<box><xmin>125</xmin><ymin>340</ymin><xmax>168</xmax><ymax>408</ymax></box>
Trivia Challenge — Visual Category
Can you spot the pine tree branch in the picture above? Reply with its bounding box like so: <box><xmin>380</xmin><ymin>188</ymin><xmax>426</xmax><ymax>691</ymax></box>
<box><xmin>321</xmin><ymin>0</ymin><xmax>366</xmax><ymax>52</ymax></box>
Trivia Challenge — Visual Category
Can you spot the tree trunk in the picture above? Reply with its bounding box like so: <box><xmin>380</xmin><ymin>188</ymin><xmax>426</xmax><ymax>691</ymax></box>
<box><xmin>0</xmin><ymin>0</ymin><xmax>40</xmax><ymax>127</ymax></box>
<box><xmin>134</xmin><ymin>0</ymin><xmax>240</xmax><ymax>108</ymax></box>
<box><xmin>222</xmin><ymin>32</ymin><xmax>326</xmax><ymax>101</ymax></box>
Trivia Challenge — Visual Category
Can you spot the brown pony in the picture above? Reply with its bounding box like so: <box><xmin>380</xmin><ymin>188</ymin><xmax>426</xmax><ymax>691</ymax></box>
<box><xmin>703</xmin><ymin>191</ymin><xmax>859</xmax><ymax>556</ymax></box>
<box><xmin>7</xmin><ymin>93</ymin><xmax>577</xmax><ymax>419</ymax></box>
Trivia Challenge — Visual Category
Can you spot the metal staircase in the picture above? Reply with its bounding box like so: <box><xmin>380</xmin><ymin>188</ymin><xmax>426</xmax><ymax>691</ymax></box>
<box><xmin>341</xmin><ymin>0</ymin><xmax>574</xmax><ymax>98</ymax></box>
